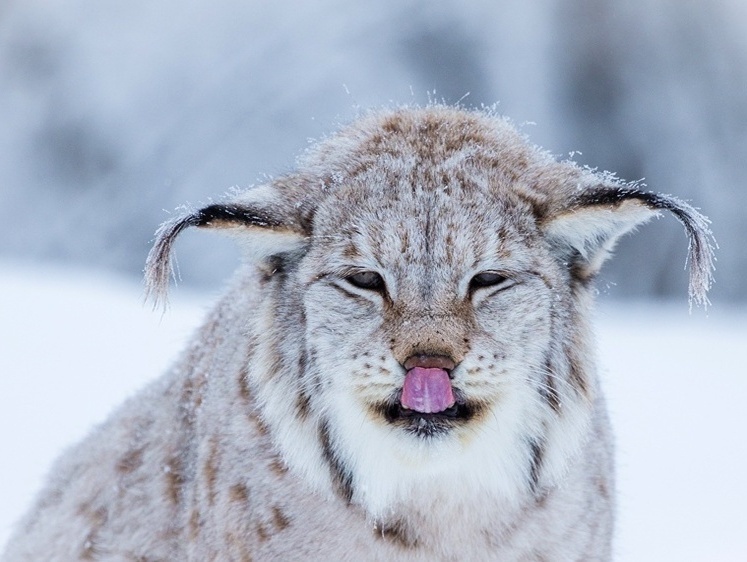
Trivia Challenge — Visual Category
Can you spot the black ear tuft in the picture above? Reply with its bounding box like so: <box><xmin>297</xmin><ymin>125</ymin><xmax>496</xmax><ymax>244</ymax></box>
<box><xmin>144</xmin><ymin>202</ymin><xmax>306</xmax><ymax>309</ymax></box>
<box><xmin>190</xmin><ymin>203</ymin><xmax>287</xmax><ymax>229</ymax></box>
<box><xmin>544</xmin><ymin>185</ymin><xmax>715</xmax><ymax>307</ymax></box>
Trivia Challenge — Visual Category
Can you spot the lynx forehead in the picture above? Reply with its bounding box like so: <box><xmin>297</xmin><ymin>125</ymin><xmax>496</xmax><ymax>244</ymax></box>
<box><xmin>3</xmin><ymin>106</ymin><xmax>714</xmax><ymax>561</ymax></box>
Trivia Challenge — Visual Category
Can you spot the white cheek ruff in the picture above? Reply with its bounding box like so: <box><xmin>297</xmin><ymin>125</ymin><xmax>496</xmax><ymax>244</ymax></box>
<box><xmin>325</xmin><ymin>384</ymin><xmax>546</xmax><ymax>520</ymax></box>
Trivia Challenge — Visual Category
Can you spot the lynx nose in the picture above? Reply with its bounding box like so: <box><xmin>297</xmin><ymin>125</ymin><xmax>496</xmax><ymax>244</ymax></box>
<box><xmin>402</xmin><ymin>354</ymin><xmax>457</xmax><ymax>373</ymax></box>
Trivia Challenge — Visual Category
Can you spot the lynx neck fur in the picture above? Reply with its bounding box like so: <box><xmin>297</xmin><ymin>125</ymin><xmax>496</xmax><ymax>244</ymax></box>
<box><xmin>2</xmin><ymin>105</ymin><xmax>713</xmax><ymax>561</ymax></box>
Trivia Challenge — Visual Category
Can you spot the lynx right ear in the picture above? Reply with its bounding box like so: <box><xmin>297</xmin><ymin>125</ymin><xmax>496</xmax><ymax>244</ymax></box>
<box><xmin>144</xmin><ymin>192</ymin><xmax>308</xmax><ymax>308</ymax></box>
<box><xmin>543</xmin><ymin>185</ymin><xmax>716</xmax><ymax>307</ymax></box>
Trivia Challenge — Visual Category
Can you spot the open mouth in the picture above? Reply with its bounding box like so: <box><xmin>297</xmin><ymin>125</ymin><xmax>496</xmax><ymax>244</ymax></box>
<box><xmin>370</xmin><ymin>356</ymin><xmax>480</xmax><ymax>437</ymax></box>
<box><xmin>377</xmin><ymin>395</ymin><xmax>477</xmax><ymax>438</ymax></box>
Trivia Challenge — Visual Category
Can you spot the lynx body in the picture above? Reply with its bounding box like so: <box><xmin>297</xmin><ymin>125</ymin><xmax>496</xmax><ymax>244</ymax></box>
<box><xmin>3</xmin><ymin>106</ymin><xmax>713</xmax><ymax>561</ymax></box>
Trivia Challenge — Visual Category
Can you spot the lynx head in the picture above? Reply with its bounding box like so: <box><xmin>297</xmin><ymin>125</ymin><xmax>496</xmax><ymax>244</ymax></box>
<box><xmin>146</xmin><ymin>106</ymin><xmax>714</xmax><ymax>521</ymax></box>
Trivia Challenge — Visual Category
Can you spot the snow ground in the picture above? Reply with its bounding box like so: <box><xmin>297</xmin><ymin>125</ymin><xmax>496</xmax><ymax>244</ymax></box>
<box><xmin>0</xmin><ymin>262</ymin><xmax>745</xmax><ymax>560</ymax></box>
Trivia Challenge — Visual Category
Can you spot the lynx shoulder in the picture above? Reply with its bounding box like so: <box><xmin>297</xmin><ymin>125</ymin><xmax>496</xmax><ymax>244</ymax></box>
<box><xmin>3</xmin><ymin>106</ymin><xmax>714</xmax><ymax>561</ymax></box>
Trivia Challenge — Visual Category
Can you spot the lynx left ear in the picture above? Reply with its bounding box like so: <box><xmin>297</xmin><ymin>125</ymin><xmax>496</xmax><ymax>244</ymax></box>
<box><xmin>543</xmin><ymin>185</ymin><xmax>715</xmax><ymax>307</ymax></box>
<box><xmin>145</xmin><ymin>200</ymin><xmax>307</xmax><ymax>308</ymax></box>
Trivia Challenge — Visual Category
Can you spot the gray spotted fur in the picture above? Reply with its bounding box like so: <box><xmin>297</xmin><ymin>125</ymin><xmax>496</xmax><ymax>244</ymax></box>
<box><xmin>3</xmin><ymin>106</ymin><xmax>714</xmax><ymax>561</ymax></box>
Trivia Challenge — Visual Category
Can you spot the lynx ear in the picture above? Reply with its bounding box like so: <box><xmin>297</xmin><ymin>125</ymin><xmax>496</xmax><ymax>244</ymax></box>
<box><xmin>144</xmin><ymin>190</ymin><xmax>308</xmax><ymax>308</ymax></box>
<box><xmin>543</xmin><ymin>185</ymin><xmax>715</xmax><ymax>307</ymax></box>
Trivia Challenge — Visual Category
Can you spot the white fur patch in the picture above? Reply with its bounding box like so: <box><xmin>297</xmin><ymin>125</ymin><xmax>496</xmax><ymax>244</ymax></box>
<box><xmin>544</xmin><ymin>200</ymin><xmax>658</xmax><ymax>273</ymax></box>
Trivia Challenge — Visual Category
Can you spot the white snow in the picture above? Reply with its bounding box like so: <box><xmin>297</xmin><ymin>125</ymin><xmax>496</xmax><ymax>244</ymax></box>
<box><xmin>1</xmin><ymin>262</ymin><xmax>745</xmax><ymax>560</ymax></box>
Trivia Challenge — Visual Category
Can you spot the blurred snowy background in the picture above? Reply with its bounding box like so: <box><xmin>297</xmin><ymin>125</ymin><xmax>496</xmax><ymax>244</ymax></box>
<box><xmin>1</xmin><ymin>0</ymin><xmax>746</xmax><ymax>559</ymax></box>
<box><xmin>2</xmin><ymin>0</ymin><xmax>746</xmax><ymax>298</ymax></box>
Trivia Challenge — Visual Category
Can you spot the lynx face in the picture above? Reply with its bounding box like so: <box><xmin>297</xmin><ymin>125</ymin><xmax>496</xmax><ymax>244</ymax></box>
<box><xmin>303</xmin><ymin>182</ymin><xmax>562</xmax><ymax>430</ymax></box>
<box><xmin>292</xmin><ymin>146</ymin><xmax>589</xmax><ymax>517</ymax></box>
<box><xmin>146</xmin><ymin>105</ymin><xmax>713</xmax><ymax>526</ymax></box>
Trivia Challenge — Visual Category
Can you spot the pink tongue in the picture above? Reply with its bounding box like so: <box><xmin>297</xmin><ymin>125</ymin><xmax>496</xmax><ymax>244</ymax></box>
<box><xmin>401</xmin><ymin>367</ymin><xmax>455</xmax><ymax>414</ymax></box>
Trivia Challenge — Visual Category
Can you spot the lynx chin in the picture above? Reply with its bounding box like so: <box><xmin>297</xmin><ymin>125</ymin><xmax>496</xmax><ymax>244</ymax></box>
<box><xmin>3</xmin><ymin>106</ymin><xmax>714</xmax><ymax>561</ymax></box>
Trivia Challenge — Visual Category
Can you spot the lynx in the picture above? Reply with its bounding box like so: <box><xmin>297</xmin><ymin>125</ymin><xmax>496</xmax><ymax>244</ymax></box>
<box><xmin>2</xmin><ymin>106</ymin><xmax>714</xmax><ymax>561</ymax></box>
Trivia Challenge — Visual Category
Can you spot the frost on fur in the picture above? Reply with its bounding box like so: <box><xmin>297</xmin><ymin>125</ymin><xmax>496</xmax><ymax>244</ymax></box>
<box><xmin>4</xmin><ymin>105</ymin><xmax>714</xmax><ymax>562</ymax></box>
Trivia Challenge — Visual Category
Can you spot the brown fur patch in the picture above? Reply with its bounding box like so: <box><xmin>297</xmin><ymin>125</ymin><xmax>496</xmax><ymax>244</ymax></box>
<box><xmin>295</xmin><ymin>390</ymin><xmax>311</xmax><ymax>420</ymax></box>
<box><xmin>567</xmin><ymin>350</ymin><xmax>589</xmax><ymax>398</ymax></box>
<box><xmin>569</xmin><ymin>254</ymin><xmax>597</xmax><ymax>288</ymax></box>
<box><xmin>375</xmin><ymin>518</ymin><xmax>418</xmax><ymax>549</ymax></box>
<box><xmin>268</xmin><ymin>456</ymin><xmax>289</xmax><ymax>476</ymax></box>
<box><xmin>76</xmin><ymin>502</ymin><xmax>108</xmax><ymax>526</ymax></box>
<box><xmin>342</xmin><ymin>242</ymin><xmax>362</xmax><ymax>259</ymax></box>
<box><xmin>256</xmin><ymin>523</ymin><xmax>270</xmax><ymax>543</ymax></box>
<box><xmin>180</xmin><ymin>373</ymin><xmax>207</xmax><ymax>420</ymax></box>
<box><xmin>400</xmin><ymin>230</ymin><xmax>410</xmax><ymax>254</ymax></box>
<box><xmin>381</xmin><ymin>114</ymin><xmax>404</xmax><ymax>134</ymax></box>
<box><xmin>77</xmin><ymin>503</ymin><xmax>109</xmax><ymax>560</ymax></box>
<box><xmin>247</xmin><ymin>410</ymin><xmax>271</xmax><ymax>436</ymax></box>
<box><xmin>203</xmin><ymin>438</ymin><xmax>220</xmax><ymax>506</ymax></box>
<box><xmin>229</xmin><ymin>483</ymin><xmax>249</xmax><ymax>503</ymax></box>
<box><xmin>238</xmin><ymin>366</ymin><xmax>251</xmax><ymax>403</ymax></box>
<box><xmin>165</xmin><ymin>456</ymin><xmax>185</xmax><ymax>505</ymax></box>
<box><xmin>188</xmin><ymin>509</ymin><xmax>200</xmax><ymax>540</ymax></box>
<box><xmin>271</xmin><ymin>506</ymin><xmax>291</xmax><ymax>531</ymax></box>
<box><xmin>116</xmin><ymin>448</ymin><xmax>144</xmax><ymax>474</ymax></box>
<box><xmin>80</xmin><ymin>531</ymin><xmax>103</xmax><ymax>560</ymax></box>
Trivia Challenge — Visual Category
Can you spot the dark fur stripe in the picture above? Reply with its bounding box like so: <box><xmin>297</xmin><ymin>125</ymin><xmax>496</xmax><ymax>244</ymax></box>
<box><xmin>528</xmin><ymin>438</ymin><xmax>545</xmax><ymax>494</ymax></box>
<box><xmin>295</xmin><ymin>391</ymin><xmax>311</xmax><ymax>420</ymax></box>
<box><xmin>318</xmin><ymin>419</ymin><xmax>354</xmax><ymax>504</ymax></box>
<box><xmin>541</xmin><ymin>357</ymin><xmax>562</xmax><ymax>414</ymax></box>
<box><xmin>568</xmin><ymin>362</ymin><xmax>588</xmax><ymax>397</ymax></box>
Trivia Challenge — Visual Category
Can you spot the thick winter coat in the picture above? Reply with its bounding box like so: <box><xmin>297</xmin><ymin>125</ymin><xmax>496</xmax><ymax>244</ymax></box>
<box><xmin>2</xmin><ymin>106</ymin><xmax>714</xmax><ymax>561</ymax></box>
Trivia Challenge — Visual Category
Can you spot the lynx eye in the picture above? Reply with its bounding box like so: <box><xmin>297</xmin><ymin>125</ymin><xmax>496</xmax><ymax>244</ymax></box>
<box><xmin>345</xmin><ymin>271</ymin><xmax>386</xmax><ymax>292</ymax></box>
<box><xmin>469</xmin><ymin>271</ymin><xmax>512</xmax><ymax>294</ymax></box>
